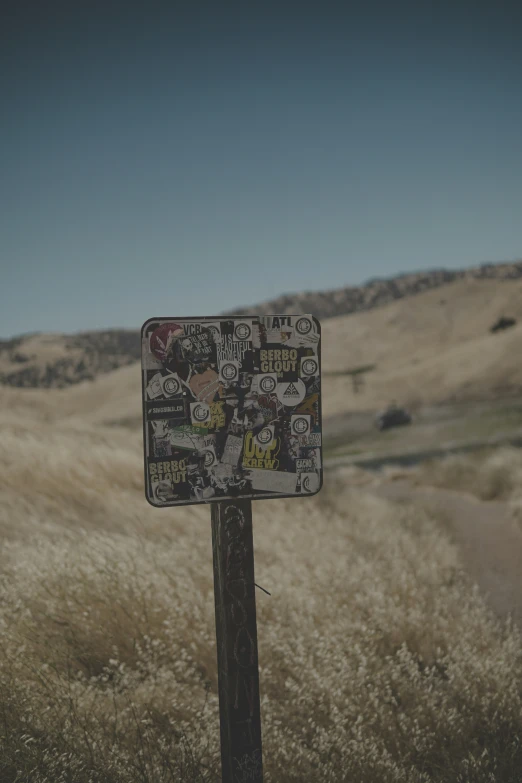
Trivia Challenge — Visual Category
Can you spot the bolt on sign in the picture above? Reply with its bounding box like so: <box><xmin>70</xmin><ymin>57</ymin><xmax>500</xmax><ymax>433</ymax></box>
<box><xmin>141</xmin><ymin>315</ymin><xmax>323</xmax><ymax>506</ymax></box>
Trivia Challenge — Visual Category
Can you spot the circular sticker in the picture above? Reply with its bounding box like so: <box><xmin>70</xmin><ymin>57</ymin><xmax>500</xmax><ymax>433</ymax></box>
<box><xmin>149</xmin><ymin>323</ymin><xmax>184</xmax><ymax>362</ymax></box>
<box><xmin>257</xmin><ymin>427</ymin><xmax>273</xmax><ymax>445</ymax></box>
<box><xmin>301</xmin><ymin>473</ymin><xmax>320</xmax><ymax>493</ymax></box>
<box><xmin>295</xmin><ymin>317</ymin><xmax>312</xmax><ymax>335</ymax></box>
<box><xmin>234</xmin><ymin>322</ymin><xmax>251</xmax><ymax>340</ymax></box>
<box><xmin>192</xmin><ymin>403</ymin><xmax>209</xmax><ymax>422</ymax></box>
<box><xmin>276</xmin><ymin>379</ymin><xmax>306</xmax><ymax>406</ymax></box>
<box><xmin>153</xmin><ymin>480</ymin><xmax>177</xmax><ymax>503</ymax></box>
<box><xmin>293</xmin><ymin>416</ymin><xmax>309</xmax><ymax>435</ymax></box>
<box><xmin>221</xmin><ymin>362</ymin><xmax>238</xmax><ymax>381</ymax></box>
<box><xmin>302</xmin><ymin>358</ymin><xmax>318</xmax><ymax>376</ymax></box>
<box><xmin>259</xmin><ymin>375</ymin><xmax>277</xmax><ymax>394</ymax></box>
<box><xmin>162</xmin><ymin>375</ymin><xmax>181</xmax><ymax>396</ymax></box>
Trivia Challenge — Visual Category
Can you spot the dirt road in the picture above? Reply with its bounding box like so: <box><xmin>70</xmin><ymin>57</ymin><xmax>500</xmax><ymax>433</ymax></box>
<box><xmin>370</xmin><ymin>480</ymin><xmax>522</xmax><ymax>628</ymax></box>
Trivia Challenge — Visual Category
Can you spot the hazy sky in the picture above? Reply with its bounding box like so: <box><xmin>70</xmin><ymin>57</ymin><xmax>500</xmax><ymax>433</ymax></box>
<box><xmin>2</xmin><ymin>0</ymin><xmax>521</xmax><ymax>338</ymax></box>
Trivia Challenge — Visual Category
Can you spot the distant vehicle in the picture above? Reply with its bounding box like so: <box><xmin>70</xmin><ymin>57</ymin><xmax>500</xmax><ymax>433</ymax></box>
<box><xmin>490</xmin><ymin>316</ymin><xmax>516</xmax><ymax>334</ymax></box>
<box><xmin>375</xmin><ymin>404</ymin><xmax>412</xmax><ymax>431</ymax></box>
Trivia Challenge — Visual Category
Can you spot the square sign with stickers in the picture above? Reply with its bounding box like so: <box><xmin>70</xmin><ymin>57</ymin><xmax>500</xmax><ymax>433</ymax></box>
<box><xmin>141</xmin><ymin>315</ymin><xmax>322</xmax><ymax>506</ymax></box>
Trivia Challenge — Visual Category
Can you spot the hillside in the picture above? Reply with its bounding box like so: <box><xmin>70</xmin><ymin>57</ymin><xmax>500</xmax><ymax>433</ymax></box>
<box><xmin>2</xmin><ymin>257</ymin><xmax>522</xmax><ymax>389</ymax></box>
<box><xmin>0</xmin><ymin>330</ymin><xmax>140</xmax><ymax>389</ymax></box>
<box><xmin>322</xmin><ymin>276</ymin><xmax>522</xmax><ymax>414</ymax></box>
<box><xmin>226</xmin><ymin>258</ymin><xmax>522</xmax><ymax>319</ymax></box>
<box><xmin>2</xmin><ymin>275</ymin><xmax>522</xmax><ymax>430</ymax></box>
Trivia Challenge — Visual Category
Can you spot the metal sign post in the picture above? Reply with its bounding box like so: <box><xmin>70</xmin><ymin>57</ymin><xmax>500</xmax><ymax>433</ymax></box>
<box><xmin>211</xmin><ymin>499</ymin><xmax>263</xmax><ymax>783</ymax></box>
<box><xmin>140</xmin><ymin>314</ymin><xmax>322</xmax><ymax>783</ymax></box>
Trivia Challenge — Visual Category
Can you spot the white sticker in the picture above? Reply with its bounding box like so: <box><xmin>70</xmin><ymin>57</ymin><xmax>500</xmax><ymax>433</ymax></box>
<box><xmin>252</xmin><ymin>373</ymin><xmax>278</xmax><ymax>395</ymax></box>
<box><xmin>300</xmin><ymin>472</ymin><xmax>320</xmax><ymax>494</ymax></box>
<box><xmin>286</xmin><ymin>332</ymin><xmax>319</xmax><ymax>349</ymax></box>
<box><xmin>285</xmin><ymin>315</ymin><xmax>319</xmax><ymax>348</ymax></box>
<box><xmin>201</xmin><ymin>433</ymin><xmax>217</xmax><ymax>450</ymax></box>
<box><xmin>219</xmin><ymin>359</ymin><xmax>240</xmax><ymax>384</ymax></box>
<box><xmin>296</xmin><ymin>449</ymin><xmax>321</xmax><ymax>472</ymax></box>
<box><xmin>202</xmin><ymin>446</ymin><xmax>218</xmax><ymax>469</ymax></box>
<box><xmin>254</xmin><ymin>425</ymin><xmax>276</xmax><ymax>451</ymax></box>
<box><xmin>251</xmin><ymin>322</ymin><xmax>262</xmax><ymax>349</ymax></box>
<box><xmin>276</xmin><ymin>379</ymin><xmax>306</xmax><ymax>406</ymax></box>
<box><xmin>205</xmin><ymin>322</ymin><xmax>222</xmax><ymax>344</ymax></box>
<box><xmin>211</xmin><ymin>462</ymin><xmax>233</xmax><ymax>482</ymax></box>
<box><xmin>259</xmin><ymin>315</ymin><xmax>294</xmax><ymax>330</ymax></box>
<box><xmin>300</xmin><ymin>356</ymin><xmax>319</xmax><ymax>378</ymax></box>
<box><xmin>152</xmin><ymin>480</ymin><xmax>178</xmax><ymax>503</ymax></box>
<box><xmin>247</xmin><ymin>469</ymin><xmax>298</xmax><ymax>494</ymax></box>
<box><xmin>294</xmin><ymin>315</ymin><xmax>314</xmax><ymax>337</ymax></box>
<box><xmin>291</xmin><ymin>414</ymin><xmax>311</xmax><ymax>437</ymax></box>
<box><xmin>301</xmin><ymin>431</ymin><xmax>322</xmax><ymax>447</ymax></box>
<box><xmin>151</xmin><ymin>419</ymin><xmax>169</xmax><ymax>438</ymax></box>
<box><xmin>190</xmin><ymin>401</ymin><xmax>211</xmax><ymax>425</ymax></box>
<box><xmin>263</xmin><ymin>327</ymin><xmax>294</xmax><ymax>344</ymax></box>
<box><xmin>161</xmin><ymin>372</ymin><xmax>183</xmax><ymax>398</ymax></box>
<box><xmin>146</xmin><ymin>372</ymin><xmax>164</xmax><ymax>399</ymax></box>
<box><xmin>169</xmin><ymin>426</ymin><xmax>204</xmax><ymax>451</ymax></box>
<box><xmin>222</xmin><ymin>434</ymin><xmax>243</xmax><ymax>466</ymax></box>
<box><xmin>232</xmin><ymin>320</ymin><xmax>253</xmax><ymax>341</ymax></box>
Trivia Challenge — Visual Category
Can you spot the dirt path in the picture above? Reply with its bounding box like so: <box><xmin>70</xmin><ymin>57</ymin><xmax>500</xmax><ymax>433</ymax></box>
<box><xmin>370</xmin><ymin>480</ymin><xmax>522</xmax><ymax>628</ymax></box>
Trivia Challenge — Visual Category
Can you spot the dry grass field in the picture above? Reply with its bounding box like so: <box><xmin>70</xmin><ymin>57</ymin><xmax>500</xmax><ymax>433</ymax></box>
<box><xmin>1</xmin><ymin>401</ymin><xmax>522</xmax><ymax>782</ymax></box>
<box><xmin>396</xmin><ymin>447</ymin><xmax>522</xmax><ymax>505</ymax></box>
<box><xmin>3</xmin><ymin>277</ymin><xmax>522</xmax><ymax>781</ymax></box>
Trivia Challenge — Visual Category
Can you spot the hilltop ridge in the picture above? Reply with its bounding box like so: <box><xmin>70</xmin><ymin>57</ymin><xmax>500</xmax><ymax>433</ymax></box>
<box><xmin>227</xmin><ymin>259</ymin><xmax>522</xmax><ymax>319</ymax></box>
<box><xmin>2</xmin><ymin>257</ymin><xmax>522</xmax><ymax>389</ymax></box>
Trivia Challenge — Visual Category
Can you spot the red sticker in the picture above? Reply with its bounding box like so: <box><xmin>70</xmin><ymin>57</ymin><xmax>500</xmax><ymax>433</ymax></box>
<box><xmin>149</xmin><ymin>323</ymin><xmax>184</xmax><ymax>362</ymax></box>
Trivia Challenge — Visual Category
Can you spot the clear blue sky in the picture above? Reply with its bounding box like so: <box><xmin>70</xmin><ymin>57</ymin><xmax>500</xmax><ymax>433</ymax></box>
<box><xmin>2</xmin><ymin>0</ymin><xmax>521</xmax><ymax>338</ymax></box>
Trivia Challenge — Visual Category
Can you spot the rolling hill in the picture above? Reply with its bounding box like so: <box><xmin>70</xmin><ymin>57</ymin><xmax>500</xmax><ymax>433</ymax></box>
<box><xmin>226</xmin><ymin>258</ymin><xmax>522</xmax><ymax>319</ymax></box>
<box><xmin>2</xmin><ymin>273</ymin><xmax>522</xmax><ymax>430</ymax></box>
<box><xmin>2</xmin><ymin>258</ymin><xmax>521</xmax><ymax>390</ymax></box>
<box><xmin>322</xmin><ymin>276</ymin><xmax>522</xmax><ymax>414</ymax></box>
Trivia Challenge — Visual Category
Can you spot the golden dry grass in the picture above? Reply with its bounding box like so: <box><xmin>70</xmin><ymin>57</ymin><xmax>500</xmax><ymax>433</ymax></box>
<box><xmin>321</xmin><ymin>278</ymin><xmax>522</xmax><ymax>416</ymax></box>
<box><xmin>1</xmin><ymin>407</ymin><xmax>522</xmax><ymax>782</ymax></box>
<box><xmin>403</xmin><ymin>447</ymin><xmax>522</xmax><ymax>506</ymax></box>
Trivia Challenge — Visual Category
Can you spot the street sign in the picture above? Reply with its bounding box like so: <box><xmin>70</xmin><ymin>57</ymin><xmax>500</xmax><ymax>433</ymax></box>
<box><xmin>141</xmin><ymin>315</ymin><xmax>322</xmax><ymax>507</ymax></box>
<box><xmin>141</xmin><ymin>314</ymin><xmax>322</xmax><ymax>783</ymax></box>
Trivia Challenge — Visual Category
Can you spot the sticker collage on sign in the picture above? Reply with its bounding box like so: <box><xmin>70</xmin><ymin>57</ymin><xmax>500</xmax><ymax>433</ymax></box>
<box><xmin>141</xmin><ymin>315</ymin><xmax>322</xmax><ymax>506</ymax></box>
